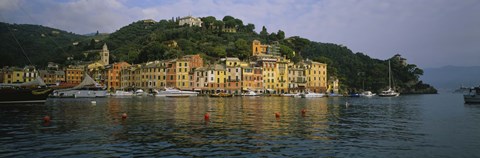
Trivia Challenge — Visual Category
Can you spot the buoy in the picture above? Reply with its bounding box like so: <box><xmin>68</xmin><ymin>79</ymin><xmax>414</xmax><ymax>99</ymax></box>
<box><xmin>43</xmin><ymin>115</ymin><xmax>51</xmax><ymax>122</ymax></box>
<box><xmin>121</xmin><ymin>113</ymin><xmax>128</xmax><ymax>119</ymax></box>
<box><xmin>204</xmin><ymin>112</ymin><xmax>210</xmax><ymax>120</ymax></box>
<box><xmin>275</xmin><ymin>112</ymin><xmax>281</xmax><ymax>118</ymax></box>
<box><xmin>301</xmin><ymin>109</ymin><xmax>306</xmax><ymax>116</ymax></box>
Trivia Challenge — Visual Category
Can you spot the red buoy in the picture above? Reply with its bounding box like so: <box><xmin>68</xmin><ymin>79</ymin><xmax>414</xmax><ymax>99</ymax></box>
<box><xmin>121</xmin><ymin>113</ymin><xmax>128</xmax><ymax>119</ymax></box>
<box><xmin>43</xmin><ymin>115</ymin><xmax>51</xmax><ymax>122</ymax></box>
<box><xmin>301</xmin><ymin>109</ymin><xmax>306</xmax><ymax>116</ymax></box>
<box><xmin>275</xmin><ymin>112</ymin><xmax>280</xmax><ymax>118</ymax></box>
<box><xmin>204</xmin><ymin>112</ymin><xmax>210</xmax><ymax>120</ymax></box>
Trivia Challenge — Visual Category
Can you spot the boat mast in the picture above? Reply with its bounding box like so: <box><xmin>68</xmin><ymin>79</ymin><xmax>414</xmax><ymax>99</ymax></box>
<box><xmin>388</xmin><ymin>60</ymin><xmax>391</xmax><ymax>89</ymax></box>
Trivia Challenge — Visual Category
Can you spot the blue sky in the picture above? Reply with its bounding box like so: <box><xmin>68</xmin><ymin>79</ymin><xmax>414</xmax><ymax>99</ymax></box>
<box><xmin>1</xmin><ymin>0</ymin><xmax>479</xmax><ymax>68</ymax></box>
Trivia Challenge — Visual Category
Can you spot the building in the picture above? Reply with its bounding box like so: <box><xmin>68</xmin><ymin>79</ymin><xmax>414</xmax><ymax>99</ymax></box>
<box><xmin>39</xmin><ymin>70</ymin><xmax>65</xmax><ymax>85</ymax></box>
<box><xmin>275</xmin><ymin>57</ymin><xmax>290</xmax><ymax>94</ymax></box>
<box><xmin>258</xmin><ymin>57</ymin><xmax>278</xmax><ymax>94</ymax></box>
<box><xmin>288</xmin><ymin>62</ymin><xmax>307</xmax><ymax>93</ymax></box>
<box><xmin>178</xmin><ymin>16</ymin><xmax>202</xmax><ymax>27</ymax></box>
<box><xmin>23</xmin><ymin>66</ymin><xmax>37</xmax><ymax>83</ymax></box>
<box><xmin>65</xmin><ymin>65</ymin><xmax>84</xmax><ymax>84</ymax></box>
<box><xmin>223</xmin><ymin>57</ymin><xmax>242</xmax><ymax>94</ymax></box>
<box><xmin>252</xmin><ymin>40</ymin><xmax>268</xmax><ymax>56</ymax></box>
<box><xmin>304</xmin><ymin>59</ymin><xmax>327</xmax><ymax>93</ymax></box>
<box><xmin>104</xmin><ymin>62</ymin><xmax>131</xmax><ymax>91</ymax></box>
<box><xmin>100</xmin><ymin>43</ymin><xmax>109</xmax><ymax>66</ymax></box>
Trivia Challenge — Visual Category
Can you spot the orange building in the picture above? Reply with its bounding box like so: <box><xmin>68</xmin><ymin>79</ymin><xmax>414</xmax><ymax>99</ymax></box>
<box><xmin>252</xmin><ymin>40</ymin><xmax>268</xmax><ymax>56</ymax></box>
<box><xmin>104</xmin><ymin>62</ymin><xmax>131</xmax><ymax>91</ymax></box>
<box><xmin>65</xmin><ymin>66</ymin><xmax>84</xmax><ymax>84</ymax></box>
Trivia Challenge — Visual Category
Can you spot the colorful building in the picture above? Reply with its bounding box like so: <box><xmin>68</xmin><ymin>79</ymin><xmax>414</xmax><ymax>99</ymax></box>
<box><xmin>104</xmin><ymin>62</ymin><xmax>131</xmax><ymax>91</ymax></box>
<box><xmin>65</xmin><ymin>65</ymin><xmax>84</xmax><ymax>84</ymax></box>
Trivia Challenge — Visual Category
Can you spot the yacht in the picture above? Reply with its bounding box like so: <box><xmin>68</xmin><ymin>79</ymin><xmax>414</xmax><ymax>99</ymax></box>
<box><xmin>281</xmin><ymin>93</ymin><xmax>302</xmax><ymax>98</ymax></box>
<box><xmin>155</xmin><ymin>88</ymin><xmax>198</xmax><ymax>97</ymax></box>
<box><xmin>360</xmin><ymin>91</ymin><xmax>376</xmax><ymax>97</ymax></box>
<box><xmin>112</xmin><ymin>90</ymin><xmax>134</xmax><ymax>96</ymax></box>
<box><xmin>379</xmin><ymin>60</ymin><xmax>400</xmax><ymax>97</ymax></box>
<box><xmin>243</xmin><ymin>90</ymin><xmax>259</xmax><ymax>96</ymax></box>
<box><xmin>134</xmin><ymin>89</ymin><xmax>145</xmax><ymax>96</ymax></box>
<box><xmin>464</xmin><ymin>86</ymin><xmax>480</xmax><ymax>103</ymax></box>
<box><xmin>301</xmin><ymin>91</ymin><xmax>325</xmax><ymax>98</ymax></box>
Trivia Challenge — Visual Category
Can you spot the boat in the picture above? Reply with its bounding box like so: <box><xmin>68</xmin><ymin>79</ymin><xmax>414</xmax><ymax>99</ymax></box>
<box><xmin>209</xmin><ymin>92</ymin><xmax>233</xmax><ymax>97</ymax></box>
<box><xmin>348</xmin><ymin>92</ymin><xmax>361</xmax><ymax>97</ymax></box>
<box><xmin>379</xmin><ymin>60</ymin><xmax>400</xmax><ymax>97</ymax></box>
<box><xmin>281</xmin><ymin>93</ymin><xmax>302</xmax><ymax>98</ymax></box>
<box><xmin>134</xmin><ymin>89</ymin><xmax>145</xmax><ymax>96</ymax></box>
<box><xmin>112</xmin><ymin>90</ymin><xmax>134</xmax><ymax>96</ymax></box>
<box><xmin>52</xmin><ymin>74</ymin><xmax>107</xmax><ymax>98</ymax></box>
<box><xmin>0</xmin><ymin>77</ymin><xmax>54</xmax><ymax>104</ymax></box>
<box><xmin>360</xmin><ymin>91</ymin><xmax>376</xmax><ymax>97</ymax></box>
<box><xmin>243</xmin><ymin>90</ymin><xmax>259</xmax><ymax>96</ymax></box>
<box><xmin>155</xmin><ymin>88</ymin><xmax>198</xmax><ymax>97</ymax></box>
<box><xmin>464</xmin><ymin>86</ymin><xmax>480</xmax><ymax>103</ymax></box>
<box><xmin>301</xmin><ymin>91</ymin><xmax>325</xmax><ymax>98</ymax></box>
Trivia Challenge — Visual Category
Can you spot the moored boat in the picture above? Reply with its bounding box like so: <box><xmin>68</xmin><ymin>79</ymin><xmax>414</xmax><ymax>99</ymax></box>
<box><xmin>209</xmin><ymin>92</ymin><xmax>233</xmax><ymax>97</ymax></box>
<box><xmin>379</xmin><ymin>60</ymin><xmax>400</xmax><ymax>97</ymax></box>
<box><xmin>155</xmin><ymin>88</ymin><xmax>198</xmax><ymax>97</ymax></box>
<box><xmin>52</xmin><ymin>74</ymin><xmax>107</xmax><ymax>98</ymax></box>
<box><xmin>0</xmin><ymin>77</ymin><xmax>53</xmax><ymax>104</ymax></box>
<box><xmin>243</xmin><ymin>90</ymin><xmax>259</xmax><ymax>96</ymax></box>
<box><xmin>301</xmin><ymin>91</ymin><xmax>325</xmax><ymax>98</ymax></box>
<box><xmin>360</xmin><ymin>91</ymin><xmax>376</xmax><ymax>97</ymax></box>
<box><xmin>464</xmin><ymin>86</ymin><xmax>480</xmax><ymax>104</ymax></box>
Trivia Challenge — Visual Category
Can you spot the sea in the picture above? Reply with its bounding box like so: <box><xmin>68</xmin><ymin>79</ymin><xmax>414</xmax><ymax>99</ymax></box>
<box><xmin>1</xmin><ymin>93</ymin><xmax>479</xmax><ymax>157</ymax></box>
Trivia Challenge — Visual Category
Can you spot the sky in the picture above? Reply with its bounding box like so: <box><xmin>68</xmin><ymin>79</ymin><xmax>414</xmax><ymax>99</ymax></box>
<box><xmin>1</xmin><ymin>0</ymin><xmax>479</xmax><ymax>68</ymax></box>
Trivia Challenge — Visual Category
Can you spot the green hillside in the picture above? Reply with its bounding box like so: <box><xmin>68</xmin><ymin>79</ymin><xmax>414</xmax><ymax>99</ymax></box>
<box><xmin>0</xmin><ymin>16</ymin><xmax>436</xmax><ymax>94</ymax></box>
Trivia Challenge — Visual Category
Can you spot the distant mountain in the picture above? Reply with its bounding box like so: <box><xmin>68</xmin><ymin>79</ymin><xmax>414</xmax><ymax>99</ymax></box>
<box><xmin>422</xmin><ymin>66</ymin><xmax>480</xmax><ymax>91</ymax></box>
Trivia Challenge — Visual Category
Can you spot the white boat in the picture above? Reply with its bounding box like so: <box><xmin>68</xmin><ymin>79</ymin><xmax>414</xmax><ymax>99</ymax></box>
<box><xmin>243</xmin><ymin>90</ymin><xmax>259</xmax><ymax>96</ymax></box>
<box><xmin>112</xmin><ymin>90</ymin><xmax>134</xmax><ymax>96</ymax></box>
<box><xmin>379</xmin><ymin>60</ymin><xmax>400</xmax><ymax>97</ymax></box>
<box><xmin>281</xmin><ymin>93</ymin><xmax>301</xmax><ymax>98</ymax></box>
<box><xmin>301</xmin><ymin>91</ymin><xmax>325</xmax><ymax>98</ymax></box>
<box><xmin>134</xmin><ymin>89</ymin><xmax>145</xmax><ymax>96</ymax></box>
<box><xmin>155</xmin><ymin>88</ymin><xmax>198</xmax><ymax>97</ymax></box>
<box><xmin>360</xmin><ymin>91</ymin><xmax>376</xmax><ymax>97</ymax></box>
<box><xmin>53</xmin><ymin>74</ymin><xmax>107</xmax><ymax>98</ymax></box>
<box><xmin>464</xmin><ymin>86</ymin><xmax>480</xmax><ymax>103</ymax></box>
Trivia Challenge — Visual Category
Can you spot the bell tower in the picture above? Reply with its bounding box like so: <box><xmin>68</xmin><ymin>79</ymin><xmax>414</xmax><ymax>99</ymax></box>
<box><xmin>101</xmin><ymin>43</ymin><xmax>109</xmax><ymax>65</ymax></box>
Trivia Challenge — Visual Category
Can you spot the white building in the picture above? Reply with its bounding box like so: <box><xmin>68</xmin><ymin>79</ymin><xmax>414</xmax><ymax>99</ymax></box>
<box><xmin>178</xmin><ymin>16</ymin><xmax>202</xmax><ymax>27</ymax></box>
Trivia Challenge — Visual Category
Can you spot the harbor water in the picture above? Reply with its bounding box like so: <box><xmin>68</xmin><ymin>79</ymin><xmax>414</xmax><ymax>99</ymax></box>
<box><xmin>1</xmin><ymin>93</ymin><xmax>479</xmax><ymax>157</ymax></box>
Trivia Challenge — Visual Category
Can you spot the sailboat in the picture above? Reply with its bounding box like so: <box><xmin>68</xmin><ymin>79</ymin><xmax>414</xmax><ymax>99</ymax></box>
<box><xmin>378</xmin><ymin>60</ymin><xmax>400</xmax><ymax>97</ymax></box>
<box><xmin>0</xmin><ymin>76</ymin><xmax>54</xmax><ymax>104</ymax></box>
<box><xmin>52</xmin><ymin>74</ymin><xmax>107</xmax><ymax>98</ymax></box>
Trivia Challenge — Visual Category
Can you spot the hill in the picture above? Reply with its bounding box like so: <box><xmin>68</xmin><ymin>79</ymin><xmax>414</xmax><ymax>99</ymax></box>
<box><xmin>0</xmin><ymin>16</ymin><xmax>436</xmax><ymax>93</ymax></box>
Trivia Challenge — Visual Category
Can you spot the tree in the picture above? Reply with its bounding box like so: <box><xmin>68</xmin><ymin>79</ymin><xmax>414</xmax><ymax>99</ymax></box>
<box><xmin>222</xmin><ymin>15</ymin><xmax>235</xmax><ymax>22</ymax></box>
<box><xmin>89</xmin><ymin>38</ymin><xmax>96</xmax><ymax>49</ymax></box>
<box><xmin>260</xmin><ymin>26</ymin><xmax>268</xmax><ymax>39</ymax></box>
<box><xmin>277</xmin><ymin>30</ymin><xmax>285</xmax><ymax>40</ymax></box>
<box><xmin>245</xmin><ymin>23</ymin><xmax>255</xmax><ymax>33</ymax></box>
<box><xmin>95</xmin><ymin>30</ymin><xmax>99</xmax><ymax>36</ymax></box>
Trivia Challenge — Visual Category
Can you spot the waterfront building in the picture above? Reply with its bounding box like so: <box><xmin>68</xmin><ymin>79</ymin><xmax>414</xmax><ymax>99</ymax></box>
<box><xmin>275</xmin><ymin>57</ymin><xmax>290</xmax><ymax>94</ymax></box>
<box><xmin>65</xmin><ymin>65</ymin><xmax>84</xmax><ymax>84</ymax></box>
<box><xmin>104</xmin><ymin>62</ymin><xmax>131</xmax><ymax>91</ymax></box>
<box><xmin>223</xmin><ymin>57</ymin><xmax>242</xmax><ymax>94</ymax></box>
<box><xmin>241</xmin><ymin>65</ymin><xmax>263</xmax><ymax>93</ymax></box>
<box><xmin>39</xmin><ymin>70</ymin><xmax>65</xmax><ymax>85</ymax></box>
<box><xmin>304</xmin><ymin>59</ymin><xmax>327</xmax><ymax>93</ymax></box>
<box><xmin>288</xmin><ymin>62</ymin><xmax>307</xmax><ymax>93</ymax></box>
<box><xmin>2</xmin><ymin>67</ymin><xmax>22</xmax><ymax>84</ymax></box>
<box><xmin>23</xmin><ymin>66</ymin><xmax>37</xmax><ymax>83</ymax></box>
<box><xmin>258</xmin><ymin>57</ymin><xmax>278</xmax><ymax>94</ymax></box>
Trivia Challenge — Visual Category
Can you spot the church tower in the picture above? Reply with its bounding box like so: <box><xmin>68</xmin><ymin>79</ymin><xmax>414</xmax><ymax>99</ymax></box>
<box><xmin>101</xmin><ymin>43</ymin><xmax>109</xmax><ymax>65</ymax></box>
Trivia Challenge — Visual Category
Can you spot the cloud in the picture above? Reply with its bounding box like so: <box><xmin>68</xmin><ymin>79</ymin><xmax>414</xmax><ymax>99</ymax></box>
<box><xmin>1</xmin><ymin>0</ymin><xmax>479</xmax><ymax>68</ymax></box>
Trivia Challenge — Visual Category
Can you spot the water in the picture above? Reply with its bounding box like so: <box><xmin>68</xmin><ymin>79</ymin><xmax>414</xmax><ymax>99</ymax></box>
<box><xmin>1</xmin><ymin>94</ymin><xmax>479</xmax><ymax>157</ymax></box>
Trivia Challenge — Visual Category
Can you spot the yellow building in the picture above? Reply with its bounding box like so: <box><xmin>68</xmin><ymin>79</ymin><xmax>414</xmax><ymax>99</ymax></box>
<box><xmin>2</xmin><ymin>67</ymin><xmax>23</xmax><ymax>84</ymax></box>
<box><xmin>275</xmin><ymin>57</ymin><xmax>290</xmax><ymax>94</ymax></box>
<box><xmin>23</xmin><ymin>66</ymin><xmax>38</xmax><ymax>82</ymax></box>
<box><xmin>252</xmin><ymin>40</ymin><xmax>268</xmax><ymax>56</ymax></box>
<box><xmin>304</xmin><ymin>59</ymin><xmax>327</xmax><ymax>93</ymax></box>
<box><xmin>258</xmin><ymin>58</ymin><xmax>277</xmax><ymax>94</ymax></box>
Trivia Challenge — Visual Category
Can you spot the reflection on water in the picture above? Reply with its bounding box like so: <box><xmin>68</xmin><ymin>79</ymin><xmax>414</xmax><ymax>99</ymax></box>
<box><xmin>1</xmin><ymin>94</ymin><xmax>479</xmax><ymax>157</ymax></box>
